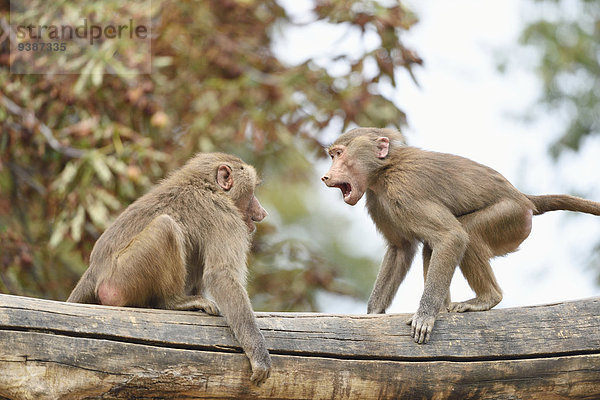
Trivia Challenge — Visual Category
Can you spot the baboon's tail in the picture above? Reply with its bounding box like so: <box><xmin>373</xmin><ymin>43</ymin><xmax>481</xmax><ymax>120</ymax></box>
<box><xmin>66</xmin><ymin>269</ymin><xmax>97</xmax><ymax>303</ymax></box>
<box><xmin>527</xmin><ymin>194</ymin><xmax>600</xmax><ymax>216</ymax></box>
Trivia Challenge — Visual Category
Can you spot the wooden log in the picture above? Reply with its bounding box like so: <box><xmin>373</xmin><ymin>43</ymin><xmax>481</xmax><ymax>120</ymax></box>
<box><xmin>0</xmin><ymin>293</ymin><xmax>599</xmax><ymax>399</ymax></box>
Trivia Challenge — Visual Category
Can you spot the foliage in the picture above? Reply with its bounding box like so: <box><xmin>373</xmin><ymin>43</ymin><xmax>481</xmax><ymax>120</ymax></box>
<box><xmin>0</xmin><ymin>0</ymin><xmax>421</xmax><ymax>310</ymax></box>
<box><xmin>519</xmin><ymin>0</ymin><xmax>600</xmax><ymax>157</ymax></box>
<box><xmin>518</xmin><ymin>0</ymin><xmax>600</xmax><ymax>280</ymax></box>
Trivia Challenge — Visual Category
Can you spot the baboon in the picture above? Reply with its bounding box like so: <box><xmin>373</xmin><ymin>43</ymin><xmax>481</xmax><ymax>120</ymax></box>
<box><xmin>322</xmin><ymin>127</ymin><xmax>600</xmax><ymax>344</ymax></box>
<box><xmin>67</xmin><ymin>152</ymin><xmax>271</xmax><ymax>385</ymax></box>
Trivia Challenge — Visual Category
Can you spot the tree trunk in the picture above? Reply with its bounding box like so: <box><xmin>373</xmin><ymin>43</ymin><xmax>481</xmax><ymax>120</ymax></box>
<box><xmin>0</xmin><ymin>294</ymin><xmax>599</xmax><ymax>399</ymax></box>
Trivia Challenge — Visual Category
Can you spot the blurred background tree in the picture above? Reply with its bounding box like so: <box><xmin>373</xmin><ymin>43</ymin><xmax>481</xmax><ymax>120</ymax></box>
<box><xmin>519</xmin><ymin>0</ymin><xmax>599</xmax><ymax>157</ymax></box>
<box><xmin>0</xmin><ymin>0</ymin><xmax>421</xmax><ymax>310</ymax></box>
<box><xmin>518</xmin><ymin>0</ymin><xmax>600</xmax><ymax>281</ymax></box>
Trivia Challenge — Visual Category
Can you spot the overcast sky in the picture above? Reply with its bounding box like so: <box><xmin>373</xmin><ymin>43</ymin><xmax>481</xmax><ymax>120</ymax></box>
<box><xmin>275</xmin><ymin>0</ymin><xmax>600</xmax><ymax>314</ymax></box>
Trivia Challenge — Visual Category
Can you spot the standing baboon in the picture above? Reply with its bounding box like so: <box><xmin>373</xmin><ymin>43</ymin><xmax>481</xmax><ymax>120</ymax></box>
<box><xmin>322</xmin><ymin>127</ymin><xmax>600</xmax><ymax>344</ymax></box>
<box><xmin>67</xmin><ymin>152</ymin><xmax>271</xmax><ymax>385</ymax></box>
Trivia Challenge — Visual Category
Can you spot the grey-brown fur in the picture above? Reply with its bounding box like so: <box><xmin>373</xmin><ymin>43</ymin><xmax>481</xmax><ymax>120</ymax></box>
<box><xmin>67</xmin><ymin>152</ymin><xmax>271</xmax><ymax>385</ymax></box>
<box><xmin>322</xmin><ymin>127</ymin><xmax>600</xmax><ymax>344</ymax></box>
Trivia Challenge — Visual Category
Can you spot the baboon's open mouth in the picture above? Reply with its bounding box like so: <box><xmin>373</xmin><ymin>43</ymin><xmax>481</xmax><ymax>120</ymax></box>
<box><xmin>334</xmin><ymin>182</ymin><xmax>352</xmax><ymax>200</ymax></box>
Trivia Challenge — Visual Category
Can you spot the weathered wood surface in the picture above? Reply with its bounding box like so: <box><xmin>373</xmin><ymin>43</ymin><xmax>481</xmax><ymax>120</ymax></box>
<box><xmin>0</xmin><ymin>294</ymin><xmax>599</xmax><ymax>400</ymax></box>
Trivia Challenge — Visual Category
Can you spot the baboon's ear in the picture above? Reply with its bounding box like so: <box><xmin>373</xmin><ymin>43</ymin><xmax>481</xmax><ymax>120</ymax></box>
<box><xmin>376</xmin><ymin>137</ymin><xmax>390</xmax><ymax>159</ymax></box>
<box><xmin>217</xmin><ymin>165</ymin><xmax>233</xmax><ymax>191</ymax></box>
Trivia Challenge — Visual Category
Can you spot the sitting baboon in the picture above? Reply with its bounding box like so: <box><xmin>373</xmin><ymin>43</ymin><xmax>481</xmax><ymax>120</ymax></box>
<box><xmin>68</xmin><ymin>152</ymin><xmax>271</xmax><ymax>385</ymax></box>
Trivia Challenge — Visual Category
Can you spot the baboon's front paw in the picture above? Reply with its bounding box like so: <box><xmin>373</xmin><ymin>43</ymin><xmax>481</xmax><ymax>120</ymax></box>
<box><xmin>407</xmin><ymin>312</ymin><xmax>436</xmax><ymax>344</ymax></box>
<box><xmin>250</xmin><ymin>355</ymin><xmax>272</xmax><ymax>386</ymax></box>
<box><xmin>200</xmin><ymin>299</ymin><xmax>220</xmax><ymax>316</ymax></box>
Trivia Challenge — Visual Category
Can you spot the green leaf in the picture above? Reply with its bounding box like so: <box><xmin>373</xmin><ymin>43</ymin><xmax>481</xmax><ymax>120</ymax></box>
<box><xmin>86</xmin><ymin>195</ymin><xmax>110</xmax><ymax>228</ymax></box>
<box><xmin>153</xmin><ymin>56</ymin><xmax>173</xmax><ymax>68</ymax></box>
<box><xmin>90</xmin><ymin>153</ymin><xmax>112</xmax><ymax>184</ymax></box>
<box><xmin>96</xmin><ymin>189</ymin><xmax>122</xmax><ymax>211</ymax></box>
<box><xmin>104</xmin><ymin>157</ymin><xmax>128</xmax><ymax>175</ymax></box>
<box><xmin>49</xmin><ymin>215</ymin><xmax>69</xmax><ymax>248</ymax></box>
<box><xmin>70</xmin><ymin>205</ymin><xmax>86</xmax><ymax>242</ymax></box>
<box><xmin>52</xmin><ymin>162</ymin><xmax>79</xmax><ymax>194</ymax></box>
<box><xmin>91</xmin><ymin>63</ymin><xmax>104</xmax><ymax>86</ymax></box>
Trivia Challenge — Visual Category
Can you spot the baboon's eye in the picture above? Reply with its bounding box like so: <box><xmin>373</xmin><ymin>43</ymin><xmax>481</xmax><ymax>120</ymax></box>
<box><xmin>330</xmin><ymin>149</ymin><xmax>343</xmax><ymax>158</ymax></box>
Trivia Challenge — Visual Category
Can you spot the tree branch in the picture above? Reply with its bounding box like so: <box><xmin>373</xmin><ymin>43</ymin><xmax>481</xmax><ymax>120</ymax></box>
<box><xmin>0</xmin><ymin>93</ymin><xmax>86</xmax><ymax>159</ymax></box>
